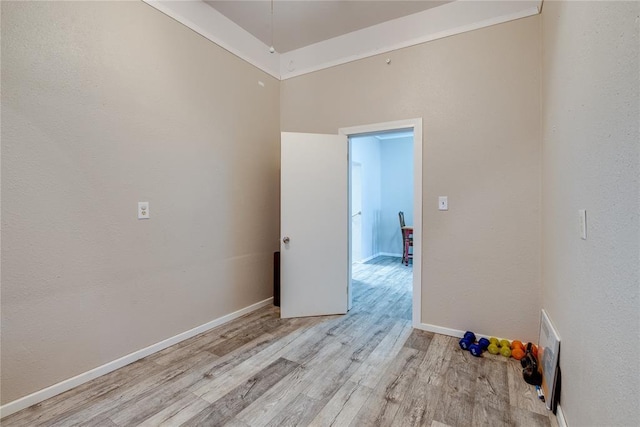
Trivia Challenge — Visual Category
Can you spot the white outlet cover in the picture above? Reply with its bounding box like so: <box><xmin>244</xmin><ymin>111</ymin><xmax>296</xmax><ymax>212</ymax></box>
<box><xmin>138</xmin><ymin>202</ymin><xmax>150</xmax><ymax>219</ymax></box>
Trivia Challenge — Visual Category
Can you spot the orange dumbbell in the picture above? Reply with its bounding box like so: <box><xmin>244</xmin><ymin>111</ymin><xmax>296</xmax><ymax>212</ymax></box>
<box><xmin>510</xmin><ymin>340</ymin><xmax>525</xmax><ymax>359</ymax></box>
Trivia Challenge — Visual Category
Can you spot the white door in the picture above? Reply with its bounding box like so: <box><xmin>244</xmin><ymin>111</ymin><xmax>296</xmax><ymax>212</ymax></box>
<box><xmin>280</xmin><ymin>132</ymin><xmax>348</xmax><ymax>318</ymax></box>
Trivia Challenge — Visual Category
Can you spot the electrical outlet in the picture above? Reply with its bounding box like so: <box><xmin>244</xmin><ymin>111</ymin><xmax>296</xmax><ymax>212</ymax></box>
<box><xmin>138</xmin><ymin>202</ymin><xmax>150</xmax><ymax>219</ymax></box>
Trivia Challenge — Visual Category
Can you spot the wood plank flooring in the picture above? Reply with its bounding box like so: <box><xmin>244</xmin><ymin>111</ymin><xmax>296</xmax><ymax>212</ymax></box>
<box><xmin>2</xmin><ymin>256</ymin><xmax>555</xmax><ymax>427</ymax></box>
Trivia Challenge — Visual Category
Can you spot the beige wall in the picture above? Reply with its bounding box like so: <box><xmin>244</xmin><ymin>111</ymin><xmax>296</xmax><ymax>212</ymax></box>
<box><xmin>282</xmin><ymin>17</ymin><xmax>541</xmax><ymax>342</ymax></box>
<box><xmin>541</xmin><ymin>2</ymin><xmax>640</xmax><ymax>425</ymax></box>
<box><xmin>8</xmin><ymin>2</ymin><xmax>636</xmax><ymax>419</ymax></box>
<box><xmin>1</xmin><ymin>1</ymin><xmax>280</xmax><ymax>404</ymax></box>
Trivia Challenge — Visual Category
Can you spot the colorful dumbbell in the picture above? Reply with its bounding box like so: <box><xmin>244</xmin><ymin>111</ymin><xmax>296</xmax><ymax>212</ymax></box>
<box><xmin>469</xmin><ymin>343</ymin><xmax>483</xmax><ymax>357</ymax></box>
<box><xmin>458</xmin><ymin>331</ymin><xmax>476</xmax><ymax>350</ymax></box>
<box><xmin>511</xmin><ymin>340</ymin><xmax>525</xmax><ymax>360</ymax></box>
<box><xmin>478</xmin><ymin>338</ymin><xmax>490</xmax><ymax>350</ymax></box>
<box><xmin>460</xmin><ymin>333</ymin><xmax>490</xmax><ymax>357</ymax></box>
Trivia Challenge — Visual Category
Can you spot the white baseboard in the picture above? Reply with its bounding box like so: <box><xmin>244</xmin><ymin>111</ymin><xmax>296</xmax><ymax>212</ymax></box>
<box><xmin>416</xmin><ymin>322</ymin><xmax>468</xmax><ymax>338</ymax></box>
<box><xmin>0</xmin><ymin>297</ymin><xmax>273</xmax><ymax>419</ymax></box>
<box><xmin>355</xmin><ymin>252</ymin><xmax>402</xmax><ymax>263</ymax></box>
<box><xmin>378</xmin><ymin>252</ymin><xmax>403</xmax><ymax>258</ymax></box>
<box><xmin>416</xmin><ymin>322</ymin><xmax>497</xmax><ymax>341</ymax></box>
<box><xmin>556</xmin><ymin>404</ymin><xmax>568</xmax><ymax>427</ymax></box>
<box><xmin>356</xmin><ymin>254</ymin><xmax>378</xmax><ymax>263</ymax></box>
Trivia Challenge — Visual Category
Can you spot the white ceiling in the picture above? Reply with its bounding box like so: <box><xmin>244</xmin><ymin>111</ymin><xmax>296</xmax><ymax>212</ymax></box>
<box><xmin>205</xmin><ymin>0</ymin><xmax>450</xmax><ymax>53</ymax></box>
<box><xmin>144</xmin><ymin>0</ymin><xmax>542</xmax><ymax>79</ymax></box>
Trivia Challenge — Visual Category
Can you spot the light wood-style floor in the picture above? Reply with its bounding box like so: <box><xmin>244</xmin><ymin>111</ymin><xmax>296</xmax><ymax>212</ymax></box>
<box><xmin>3</xmin><ymin>256</ymin><xmax>556</xmax><ymax>427</ymax></box>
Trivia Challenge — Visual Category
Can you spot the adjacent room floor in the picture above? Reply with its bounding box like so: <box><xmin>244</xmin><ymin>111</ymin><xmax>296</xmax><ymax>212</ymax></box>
<box><xmin>3</xmin><ymin>256</ymin><xmax>555</xmax><ymax>426</ymax></box>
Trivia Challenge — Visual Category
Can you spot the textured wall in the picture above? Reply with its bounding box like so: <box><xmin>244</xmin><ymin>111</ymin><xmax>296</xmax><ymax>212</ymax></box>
<box><xmin>1</xmin><ymin>1</ymin><xmax>280</xmax><ymax>404</ymax></box>
<box><xmin>379</xmin><ymin>137</ymin><xmax>414</xmax><ymax>255</ymax></box>
<box><xmin>281</xmin><ymin>16</ymin><xmax>541</xmax><ymax>342</ymax></box>
<box><xmin>541</xmin><ymin>2</ymin><xmax>640</xmax><ymax>425</ymax></box>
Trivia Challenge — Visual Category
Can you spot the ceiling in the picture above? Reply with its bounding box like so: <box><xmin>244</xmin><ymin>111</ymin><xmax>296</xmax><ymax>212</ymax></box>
<box><xmin>205</xmin><ymin>1</ymin><xmax>451</xmax><ymax>53</ymax></box>
<box><xmin>145</xmin><ymin>0</ymin><xmax>542</xmax><ymax>79</ymax></box>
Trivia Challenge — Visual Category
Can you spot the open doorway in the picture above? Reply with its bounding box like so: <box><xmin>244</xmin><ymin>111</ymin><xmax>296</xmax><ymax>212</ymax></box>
<box><xmin>338</xmin><ymin>118</ymin><xmax>423</xmax><ymax>329</ymax></box>
<box><xmin>347</xmin><ymin>128</ymin><xmax>415</xmax><ymax>323</ymax></box>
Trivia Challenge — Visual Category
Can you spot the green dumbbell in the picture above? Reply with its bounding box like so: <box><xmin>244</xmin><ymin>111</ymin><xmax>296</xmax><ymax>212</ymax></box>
<box><xmin>500</xmin><ymin>346</ymin><xmax>512</xmax><ymax>358</ymax></box>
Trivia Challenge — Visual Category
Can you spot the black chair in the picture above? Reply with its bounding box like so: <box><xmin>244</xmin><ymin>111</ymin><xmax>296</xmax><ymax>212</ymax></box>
<box><xmin>398</xmin><ymin>211</ymin><xmax>413</xmax><ymax>266</ymax></box>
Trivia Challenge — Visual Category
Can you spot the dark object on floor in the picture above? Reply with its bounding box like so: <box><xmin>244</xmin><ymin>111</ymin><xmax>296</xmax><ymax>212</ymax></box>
<box><xmin>552</xmin><ymin>365</ymin><xmax>561</xmax><ymax>414</ymax></box>
<box><xmin>273</xmin><ymin>251</ymin><xmax>280</xmax><ymax>307</ymax></box>
<box><xmin>521</xmin><ymin>342</ymin><xmax>542</xmax><ymax>386</ymax></box>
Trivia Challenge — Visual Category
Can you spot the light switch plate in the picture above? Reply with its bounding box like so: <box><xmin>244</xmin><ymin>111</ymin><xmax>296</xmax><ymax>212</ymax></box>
<box><xmin>138</xmin><ymin>202</ymin><xmax>150</xmax><ymax>219</ymax></box>
<box><xmin>439</xmin><ymin>196</ymin><xmax>448</xmax><ymax>211</ymax></box>
<box><xmin>579</xmin><ymin>209</ymin><xmax>587</xmax><ymax>239</ymax></box>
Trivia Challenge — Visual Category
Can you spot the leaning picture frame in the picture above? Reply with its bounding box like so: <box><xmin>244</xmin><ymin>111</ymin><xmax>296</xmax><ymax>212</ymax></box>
<box><xmin>538</xmin><ymin>309</ymin><xmax>561</xmax><ymax>410</ymax></box>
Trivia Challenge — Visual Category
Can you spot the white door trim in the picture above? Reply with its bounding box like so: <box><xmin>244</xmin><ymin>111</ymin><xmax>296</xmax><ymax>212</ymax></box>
<box><xmin>339</xmin><ymin>118</ymin><xmax>423</xmax><ymax>329</ymax></box>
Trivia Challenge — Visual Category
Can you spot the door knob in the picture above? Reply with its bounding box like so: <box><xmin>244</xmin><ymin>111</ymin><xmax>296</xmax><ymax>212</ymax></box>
<box><xmin>283</xmin><ymin>237</ymin><xmax>290</xmax><ymax>244</ymax></box>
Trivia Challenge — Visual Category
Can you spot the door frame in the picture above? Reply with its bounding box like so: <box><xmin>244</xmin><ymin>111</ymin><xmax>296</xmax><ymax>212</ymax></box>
<box><xmin>350</xmin><ymin>161</ymin><xmax>363</xmax><ymax>263</ymax></box>
<box><xmin>339</xmin><ymin>118</ymin><xmax>423</xmax><ymax>329</ymax></box>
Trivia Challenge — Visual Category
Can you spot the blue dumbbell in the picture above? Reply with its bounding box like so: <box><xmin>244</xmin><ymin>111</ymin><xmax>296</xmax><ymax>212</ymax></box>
<box><xmin>459</xmin><ymin>337</ymin><xmax>473</xmax><ymax>350</ymax></box>
<box><xmin>478</xmin><ymin>337</ymin><xmax>490</xmax><ymax>350</ymax></box>
<box><xmin>469</xmin><ymin>343</ymin><xmax>484</xmax><ymax>357</ymax></box>
<box><xmin>459</xmin><ymin>331</ymin><xmax>477</xmax><ymax>351</ymax></box>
